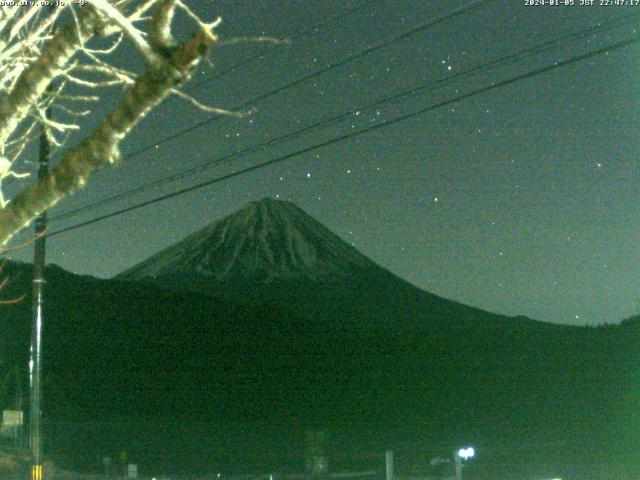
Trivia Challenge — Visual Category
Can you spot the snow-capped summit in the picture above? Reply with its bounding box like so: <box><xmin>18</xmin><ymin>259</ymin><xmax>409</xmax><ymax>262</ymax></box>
<box><xmin>119</xmin><ymin>197</ymin><xmax>378</xmax><ymax>284</ymax></box>
<box><xmin>117</xmin><ymin>197</ymin><xmax>531</xmax><ymax>331</ymax></box>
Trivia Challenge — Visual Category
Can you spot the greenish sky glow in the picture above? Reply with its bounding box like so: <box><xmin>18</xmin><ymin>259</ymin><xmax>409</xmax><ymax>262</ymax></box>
<box><xmin>9</xmin><ymin>0</ymin><xmax>640</xmax><ymax>326</ymax></box>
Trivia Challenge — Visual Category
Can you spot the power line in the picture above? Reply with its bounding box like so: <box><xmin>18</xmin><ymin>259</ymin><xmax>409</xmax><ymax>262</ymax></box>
<box><xmin>50</xmin><ymin>12</ymin><xmax>639</xmax><ymax>223</ymax></box>
<box><xmin>46</xmin><ymin>34</ymin><xmax>640</xmax><ymax>239</ymax></box>
<box><xmin>190</xmin><ymin>0</ymin><xmax>375</xmax><ymax>90</ymax></box>
<box><xmin>113</xmin><ymin>0</ymin><xmax>493</xmax><ymax>161</ymax></box>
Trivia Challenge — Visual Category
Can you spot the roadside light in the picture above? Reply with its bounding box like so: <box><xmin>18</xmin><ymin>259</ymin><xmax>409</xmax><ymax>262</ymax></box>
<box><xmin>457</xmin><ymin>447</ymin><xmax>475</xmax><ymax>460</ymax></box>
<box><xmin>454</xmin><ymin>447</ymin><xmax>475</xmax><ymax>480</ymax></box>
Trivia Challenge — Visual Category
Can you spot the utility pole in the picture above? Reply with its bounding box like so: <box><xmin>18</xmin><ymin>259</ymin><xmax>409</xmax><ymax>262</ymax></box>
<box><xmin>29</xmin><ymin>92</ymin><xmax>51</xmax><ymax>480</ymax></box>
<box><xmin>28</xmin><ymin>13</ymin><xmax>56</xmax><ymax>480</ymax></box>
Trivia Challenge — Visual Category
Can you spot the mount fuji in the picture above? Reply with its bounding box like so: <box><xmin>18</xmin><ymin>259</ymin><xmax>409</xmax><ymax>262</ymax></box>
<box><xmin>0</xmin><ymin>198</ymin><xmax>634</xmax><ymax>476</ymax></box>
<box><xmin>118</xmin><ymin>197</ymin><xmax>513</xmax><ymax>328</ymax></box>
<box><xmin>111</xmin><ymin>198</ymin><xmax>638</xmax><ymax>475</ymax></box>
<box><xmin>120</xmin><ymin>197</ymin><xmax>376</xmax><ymax>283</ymax></box>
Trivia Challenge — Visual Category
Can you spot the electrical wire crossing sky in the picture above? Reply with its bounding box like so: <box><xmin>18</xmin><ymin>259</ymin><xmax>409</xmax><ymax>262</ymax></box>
<box><xmin>8</xmin><ymin>0</ymin><xmax>640</xmax><ymax>326</ymax></box>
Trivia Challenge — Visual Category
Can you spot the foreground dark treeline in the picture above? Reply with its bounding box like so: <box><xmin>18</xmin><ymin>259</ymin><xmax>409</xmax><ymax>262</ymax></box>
<box><xmin>0</xmin><ymin>261</ymin><xmax>637</xmax><ymax>479</ymax></box>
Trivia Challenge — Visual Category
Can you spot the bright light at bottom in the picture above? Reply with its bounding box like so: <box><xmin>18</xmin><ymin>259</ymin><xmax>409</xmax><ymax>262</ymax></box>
<box><xmin>458</xmin><ymin>447</ymin><xmax>475</xmax><ymax>460</ymax></box>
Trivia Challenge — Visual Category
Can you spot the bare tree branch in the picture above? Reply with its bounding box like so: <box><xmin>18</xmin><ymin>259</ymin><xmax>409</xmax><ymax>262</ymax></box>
<box><xmin>0</xmin><ymin>5</ymin><xmax>100</xmax><ymax>149</ymax></box>
<box><xmin>0</xmin><ymin>18</ymin><xmax>219</xmax><ymax>245</ymax></box>
<box><xmin>0</xmin><ymin>0</ymin><xmax>244</xmax><ymax>248</ymax></box>
<box><xmin>89</xmin><ymin>0</ymin><xmax>162</xmax><ymax>66</ymax></box>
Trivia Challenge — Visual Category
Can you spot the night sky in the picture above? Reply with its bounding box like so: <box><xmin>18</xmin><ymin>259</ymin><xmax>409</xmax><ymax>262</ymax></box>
<box><xmin>8</xmin><ymin>0</ymin><xmax>640</xmax><ymax>326</ymax></box>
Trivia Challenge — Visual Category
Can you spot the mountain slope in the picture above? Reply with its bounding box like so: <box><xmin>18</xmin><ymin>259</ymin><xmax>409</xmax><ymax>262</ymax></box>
<box><xmin>0</xmin><ymin>262</ymin><xmax>635</xmax><ymax>478</ymax></box>
<box><xmin>120</xmin><ymin>198</ymin><xmax>375</xmax><ymax>283</ymax></box>
<box><xmin>113</xmin><ymin>198</ymin><xmax>640</xmax><ymax>477</ymax></box>
<box><xmin>118</xmin><ymin>198</ymin><xmax>540</xmax><ymax>331</ymax></box>
<box><xmin>0</xmin><ymin>199</ymin><xmax>636</xmax><ymax>477</ymax></box>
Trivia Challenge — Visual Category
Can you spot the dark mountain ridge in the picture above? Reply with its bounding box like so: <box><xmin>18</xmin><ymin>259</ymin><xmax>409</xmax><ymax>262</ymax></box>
<box><xmin>118</xmin><ymin>198</ymin><xmax>557</xmax><ymax>333</ymax></box>
<box><xmin>0</xmin><ymin>198</ymin><xmax>636</xmax><ymax>478</ymax></box>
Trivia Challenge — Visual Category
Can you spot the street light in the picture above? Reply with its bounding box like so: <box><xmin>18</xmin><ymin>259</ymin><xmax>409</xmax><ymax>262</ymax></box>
<box><xmin>457</xmin><ymin>447</ymin><xmax>475</xmax><ymax>461</ymax></box>
<box><xmin>454</xmin><ymin>446</ymin><xmax>475</xmax><ymax>480</ymax></box>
